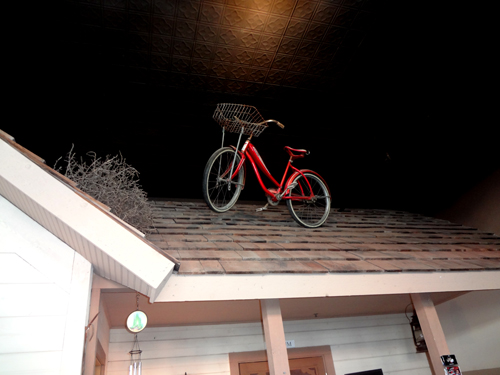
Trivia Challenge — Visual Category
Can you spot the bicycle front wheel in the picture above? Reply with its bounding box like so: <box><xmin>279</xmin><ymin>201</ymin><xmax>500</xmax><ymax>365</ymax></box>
<box><xmin>202</xmin><ymin>147</ymin><xmax>244</xmax><ymax>213</ymax></box>
<box><xmin>286</xmin><ymin>172</ymin><xmax>331</xmax><ymax>228</ymax></box>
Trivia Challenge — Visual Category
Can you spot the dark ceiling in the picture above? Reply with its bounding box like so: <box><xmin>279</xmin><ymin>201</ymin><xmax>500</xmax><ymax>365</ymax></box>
<box><xmin>7</xmin><ymin>0</ymin><xmax>497</xmax><ymax>215</ymax></box>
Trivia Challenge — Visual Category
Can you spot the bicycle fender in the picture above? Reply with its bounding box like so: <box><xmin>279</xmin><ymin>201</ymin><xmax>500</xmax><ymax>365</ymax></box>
<box><xmin>229</xmin><ymin>145</ymin><xmax>247</xmax><ymax>189</ymax></box>
<box><xmin>285</xmin><ymin>169</ymin><xmax>331</xmax><ymax>196</ymax></box>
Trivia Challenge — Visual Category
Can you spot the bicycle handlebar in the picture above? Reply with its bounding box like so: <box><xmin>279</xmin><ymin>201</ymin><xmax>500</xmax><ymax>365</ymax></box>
<box><xmin>261</xmin><ymin>119</ymin><xmax>285</xmax><ymax>129</ymax></box>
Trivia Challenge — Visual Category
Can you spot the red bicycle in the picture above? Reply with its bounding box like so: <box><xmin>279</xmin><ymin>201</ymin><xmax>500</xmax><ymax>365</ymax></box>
<box><xmin>202</xmin><ymin>103</ymin><xmax>331</xmax><ymax>228</ymax></box>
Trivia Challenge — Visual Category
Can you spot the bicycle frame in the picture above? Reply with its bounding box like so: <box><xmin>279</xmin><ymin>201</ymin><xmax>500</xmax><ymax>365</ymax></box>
<box><xmin>228</xmin><ymin>137</ymin><xmax>315</xmax><ymax>203</ymax></box>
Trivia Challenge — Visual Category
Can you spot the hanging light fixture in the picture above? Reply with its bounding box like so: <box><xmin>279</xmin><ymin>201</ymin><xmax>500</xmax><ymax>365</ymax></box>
<box><xmin>126</xmin><ymin>292</ymin><xmax>148</xmax><ymax>374</ymax></box>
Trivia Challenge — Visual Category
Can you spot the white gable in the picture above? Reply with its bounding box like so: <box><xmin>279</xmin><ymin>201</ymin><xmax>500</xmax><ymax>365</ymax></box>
<box><xmin>0</xmin><ymin>133</ymin><xmax>175</xmax><ymax>301</ymax></box>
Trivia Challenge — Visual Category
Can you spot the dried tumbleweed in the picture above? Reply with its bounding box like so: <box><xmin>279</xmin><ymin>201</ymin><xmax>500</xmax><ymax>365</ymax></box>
<box><xmin>55</xmin><ymin>147</ymin><xmax>155</xmax><ymax>233</ymax></box>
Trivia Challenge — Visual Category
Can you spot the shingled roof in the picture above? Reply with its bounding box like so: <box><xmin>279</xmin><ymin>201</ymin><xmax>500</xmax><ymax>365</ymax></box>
<box><xmin>148</xmin><ymin>200</ymin><xmax>500</xmax><ymax>275</ymax></box>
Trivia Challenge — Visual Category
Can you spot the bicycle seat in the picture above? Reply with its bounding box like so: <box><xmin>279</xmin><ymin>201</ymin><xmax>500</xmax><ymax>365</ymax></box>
<box><xmin>284</xmin><ymin>146</ymin><xmax>309</xmax><ymax>160</ymax></box>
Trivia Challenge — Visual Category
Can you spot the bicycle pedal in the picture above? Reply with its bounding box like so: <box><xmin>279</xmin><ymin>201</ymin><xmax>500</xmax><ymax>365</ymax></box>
<box><xmin>256</xmin><ymin>203</ymin><xmax>269</xmax><ymax>212</ymax></box>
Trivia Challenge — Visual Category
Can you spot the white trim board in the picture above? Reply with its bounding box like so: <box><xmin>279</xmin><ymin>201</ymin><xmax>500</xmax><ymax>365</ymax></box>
<box><xmin>156</xmin><ymin>271</ymin><xmax>500</xmax><ymax>302</ymax></box>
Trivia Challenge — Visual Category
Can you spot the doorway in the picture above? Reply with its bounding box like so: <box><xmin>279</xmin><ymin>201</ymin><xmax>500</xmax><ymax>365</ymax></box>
<box><xmin>240</xmin><ymin>356</ymin><xmax>326</xmax><ymax>375</ymax></box>
<box><xmin>229</xmin><ymin>346</ymin><xmax>335</xmax><ymax>375</ymax></box>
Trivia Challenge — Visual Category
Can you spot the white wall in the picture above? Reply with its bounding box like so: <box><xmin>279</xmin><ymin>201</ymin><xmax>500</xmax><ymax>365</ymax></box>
<box><xmin>437</xmin><ymin>289</ymin><xmax>500</xmax><ymax>373</ymax></box>
<box><xmin>0</xmin><ymin>195</ymin><xmax>92</xmax><ymax>375</ymax></box>
<box><xmin>107</xmin><ymin>313</ymin><xmax>431</xmax><ymax>375</ymax></box>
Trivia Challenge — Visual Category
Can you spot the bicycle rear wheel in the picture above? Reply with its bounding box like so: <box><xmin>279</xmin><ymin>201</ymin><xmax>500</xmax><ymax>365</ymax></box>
<box><xmin>286</xmin><ymin>172</ymin><xmax>330</xmax><ymax>228</ymax></box>
<box><xmin>202</xmin><ymin>147</ymin><xmax>244</xmax><ymax>213</ymax></box>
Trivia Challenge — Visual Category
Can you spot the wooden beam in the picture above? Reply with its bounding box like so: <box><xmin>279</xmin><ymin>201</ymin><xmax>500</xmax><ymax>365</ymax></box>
<box><xmin>411</xmin><ymin>293</ymin><xmax>450</xmax><ymax>375</ymax></box>
<box><xmin>260</xmin><ymin>299</ymin><xmax>291</xmax><ymax>375</ymax></box>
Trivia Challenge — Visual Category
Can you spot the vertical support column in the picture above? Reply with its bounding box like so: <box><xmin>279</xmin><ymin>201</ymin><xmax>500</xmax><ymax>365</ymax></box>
<box><xmin>411</xmin><ymin>293</ymin><xmax>450</xmax><ymax>375</ymax></box>
<box><xmin>83</xmin><ymin>284</ymin><xmax>102</xmax><ymax>375</ymax></box>
<box><xmin>260</xmin><ymin>299</ymin><xmax>291</xmax><ymax>375</ymax></box>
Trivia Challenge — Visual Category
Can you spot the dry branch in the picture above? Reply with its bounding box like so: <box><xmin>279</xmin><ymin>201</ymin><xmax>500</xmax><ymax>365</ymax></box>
<box><xmin>55</xmin><ymin>147</ymin><xmax>155</xmax><ymax>233</ymax></box>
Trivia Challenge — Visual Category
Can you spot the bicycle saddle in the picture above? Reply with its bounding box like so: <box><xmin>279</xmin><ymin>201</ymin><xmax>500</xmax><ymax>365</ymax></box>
<box><xmin>284</xmin><ymin>146</ymin><xmax>309</xmax><ymax>160</ymax></box>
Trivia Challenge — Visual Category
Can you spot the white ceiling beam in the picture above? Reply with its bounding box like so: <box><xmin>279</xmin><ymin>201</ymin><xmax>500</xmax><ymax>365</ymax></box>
<box><xmin>156</xmin><ymin>272</ymin><xmax>500</xmax><ymax>302</ymax></box>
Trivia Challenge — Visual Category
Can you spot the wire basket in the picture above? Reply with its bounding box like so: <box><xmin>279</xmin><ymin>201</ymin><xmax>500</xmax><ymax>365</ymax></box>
<box><xmin>213</xmin><ymin>103</ymin><xmax>268</xmax><ymax>137</ymax></box>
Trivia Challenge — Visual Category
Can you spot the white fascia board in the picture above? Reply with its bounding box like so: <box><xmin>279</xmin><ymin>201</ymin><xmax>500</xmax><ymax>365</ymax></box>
<box><xmin>0</xmin><ymin>138</ymin><xmax>174</xmax><ymax>300</ymax></box>
<box><xmin>156</xmin><ymin>271</ymin><xmax>500</xmax><ymax>302</ymax></box>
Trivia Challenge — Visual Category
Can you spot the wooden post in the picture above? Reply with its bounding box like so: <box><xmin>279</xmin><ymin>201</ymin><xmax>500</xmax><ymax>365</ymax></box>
<box><xmin>260</xmin><ymin>299</ymin><xmax>291</xmax><ymax>375</ymax></box>
<box><xmin>411</xmin><ymin>293</ymin><xmax>450</xmax><ymax>375</ymax></box>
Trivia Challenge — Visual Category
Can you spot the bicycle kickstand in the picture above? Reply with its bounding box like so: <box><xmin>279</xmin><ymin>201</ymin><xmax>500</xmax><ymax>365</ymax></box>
<box><xmin>256</xmin><ymin>203</ymin><xmax>269</xmax><ymax>212</ymax></box>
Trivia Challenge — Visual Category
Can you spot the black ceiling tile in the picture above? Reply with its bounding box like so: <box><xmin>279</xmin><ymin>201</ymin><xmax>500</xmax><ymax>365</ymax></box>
<box><xmin>177</xmin><ymin>1</ymin><xmax>201</xmax><ymax>20</ymax></box>
<box><xmin>196</xmin><ymin>24</ymin><xmax>219</xmax><ymax>43</ymax></box>
<box><xmin>199</xmin><ymin>3</ymin><xmax>223</xmax><ymax>24</ymax></box>
<box><xmin>270</xmin><ymin>0</ymin><xmax>296</xmax><ymax>16</ymax></box>
<box><xmin>214</xmin><ymin>46</ymin><xmax>233</xmax><ymax>62</ymax></box>
<box><xmin>102</xmin><ymin>0</ymin><xmax>126</xmax><ymax>9</ymax></box>
<box><xmin>253</xmin><ymin>52</ymin><xmax>273</xmax><ymax>67</ymax></box>
<box><xmin>211</xmin><ymin>62</ymin><xmax>230</xmax><ymax>78</ymax></box>
<box><xmin>312</xmin><ymin>3</ymin><xmax>339</xmax><ymax>23</ymax></box>
<box><xmin>351</xmin><ymin>10</ymin><xmax>374</xmax><ymax>31</ymax></box>
<box><xmin>150</xmin><ymin>53</ymin><xmax>171</xmax><ymax>70</ymax></box>
<box><xmin>128</xmin><ymin>32</ymin><xmax>150</xmax><ymax>51</ymax></box>
<box><xmin>295</xmin><ymin>40</ymin><xmax>320</xmax><ymax>57</ymax></box>
<box><xmin>103</xmin><ymin>48</ymin><xmax>127</xmax><ymax>65</ymax></box>
<box><xmin>205</xmin><ymin>77</ymin><xmax>226</xmax><ymax>92</ymax></box>
<box><xmin>229</xmin><ymin>65</ymin><xmax>249</xmax><ymax>80</ymax></box>
<box><xmin>332</xmin><ymin>7</ymin><xmax>357</xmax><ymax>27</ymax></box>
<box><xmin>245</xmin><ymin>11</ymin><xmax>267</xmax><ymax>31</ymax></box>
<box><xmin>129</xmin><ymin>0</ymin><xmax>152</xmax><ymax>13</ymax></box>
<box><xmin>333</xmin><ymin>46</ymin><xmax>355</xmax><ymax>64</ymax></box>
<box><xmin>222</xmin><ymin>7</ymin><xmax>244</xmax><ymax>27</ymax></box>
<box><xmin>303</xmin><ymin>22</ymin><xmax>329</xmax><ymax>40</ymax></box>
<box><xmin>308</xmin><ymin>58</ymin><xmax>330</xmax><ymax>74</ymax></box>
<box><xmin>127</xmin><ymin>51</ymin><xmax>149</xmax><ymax>68</ymax></box>
<box><xmin>265</xmin><ymin>15</ymin><xmax>288</xmax><ymax>34</ymax></box>
<box><xmin>151</xmin><ymin>16</ymin><xmax>174</xmax><ymax>35</ymax></box>
<box><xmin>149</xmin><ymin>69</ymin><xmax>171</xmax><ymax>85</ymax></box>
<box><xmin>78</xmin><ymin>5</ymin><xmax>102</xmax><ymax>27</ymax></box>
<box><xmin>284</xmin><ymin>19</ymin><xmax>308</xmax><ymax>38</ymax></box>
<box><xmin>171</xmin><ymin>57</ymin><xmax>191</xmax><ymax>73</ymax></box>
<box><xmin>169</xmin><ymin>72</ymin><xmax>190</xmax><ymax>86</ymax></box>
<box><xmin>271</xmin><ymin>54</ymin><xmax>293</xmax><ymax>70</ymax></box>
<box><xmin>266</xmin><ymin>69</ymin><xmax>286</xmax><ymax>84</ymax></box>
<box><xmin>235</xmin><ymin>49</ymin><xmax>254</xmax><ymax>64</ymax></box>
<box><xmin>247</xmin><ymin>68</ymin><xmax>267</xmax><ymax>82</ymax></box>
<box><xmin>102</xmin><ymin>9</ymin><xmax>128</xmax><ymax>29</ymax></box>
<box><xmin>245</xmin><ymin>82</ymin><xmax>264</xmax><ymax>94</ymax></box>
<box><xmin>240</xmin><ymin>32</ymin><xmax>260</xmax><ymax>48</ymax></box>
<box><xmin>226</xmin><ymin>79</ymin><xmax>247</xmax><ymax>93</ymax></box>
<box><xmin>190</xmin><ymin>59</ymin><xmax>212</xmax><ymax>75</ymax></box>
<box><xmin>172</xmin><ymin>39</ymin><xmax>193</xmax><ymax>57</ymax></box>
<box><xmin>129</xmin><ymin>12</ymin><xmax>151</xmax><ymax>33</ymax></box>
<box><xmin>289</xmin><ymin>56</ymin><xmax>310</xmax><ymax>72</ymax></box>
<box><xmin>323</xmin><ymin>25</ymin><xmax>347</xmax><ymax>44</ymax></box>
<box><xmin>258</xmin><ymin>35</ymin><xmax>281</xmax><ymax>52</ymax></box>
<box><xmin>151</xmin><ymin>34</ymin><xmax>172</xmax><ymax>53</ymax></box>
<box><xmin>127</xmin><ymin>67</ymin><xmax>149</xmax><ymax>84</ymax></box>
<box><xmin>282</xmin><ymin>71</ymin><xmax>304</xmax><ymax>86</ymax></box>
<box><xmin>193</xmin><ymin>43</ymin><xmax>213</xmax><ymax>59</ymax></box>
<box><xmin>342</xmin><ymin>0</ymin><xmax>365</xmax><ymax>9</ymax></box>
<box><xmin>101</xmin><ymin>27</ymin><xmax>128</xmax><ymax>48</ymax></box>
<box><xmin>153</xmin><ymin>0</ymin><xmax>175</xmax><ymax>16</ymax></box>
<box><xmin>292</xmin><ymin>0</ymin><xmax>318</xmax><ymax>20</ymax></box>
<box><xmin>277</xmin><ymin>37</ymin><xmax>300</xmax><ymax>54</ymax></box>
<box><xmin>315</xmin><ymin>42</ymin><xmax>338</xmax><ymax>60</ymax></box>
<box><xmin>218</xmin><ymin>27</ymin><xmax>239</xmax><ymax>45</ymax></box>
<box><xmin>174</xmin><ymin>20</ymin><xmax>197</xmax><ymax>39</ymax></box>
<box><xmin>341</xmin><ymin>30</ymin><xmax>365</xmax><ymax>48</ymax></box>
